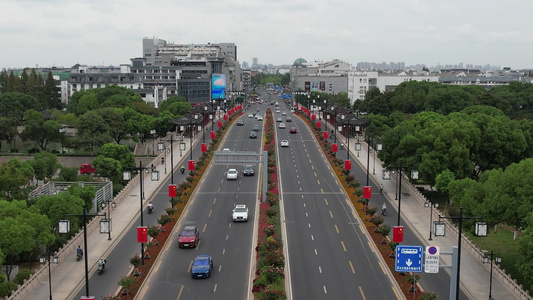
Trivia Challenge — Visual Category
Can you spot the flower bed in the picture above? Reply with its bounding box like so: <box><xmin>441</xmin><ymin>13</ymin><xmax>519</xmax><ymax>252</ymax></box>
<box><xmin>252</xmin><ymin>108</ymin><xmax>287</xmax><ymax>300</ymax></box>
<box><xmin>296</xmin><ymin>111</ymin><xmax>438</xmax><ymax>300</ymax></box>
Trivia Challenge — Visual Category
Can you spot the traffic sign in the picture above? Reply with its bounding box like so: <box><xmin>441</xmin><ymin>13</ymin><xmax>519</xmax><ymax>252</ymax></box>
<box><xmin>424</xmin><ymin>246</ymin><xmax>440</xmax><ymax>273</ymax></box>
<box><xmin>395</xmin><ymin>245</ymin><xmax>423</xmax><ymax>273</ymax></box>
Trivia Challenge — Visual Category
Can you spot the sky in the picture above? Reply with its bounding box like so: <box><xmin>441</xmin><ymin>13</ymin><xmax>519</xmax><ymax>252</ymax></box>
<box><xmin>1</xmin><ymin>0</ymin><xmax>533</xmax><ymax>70</ymax></box>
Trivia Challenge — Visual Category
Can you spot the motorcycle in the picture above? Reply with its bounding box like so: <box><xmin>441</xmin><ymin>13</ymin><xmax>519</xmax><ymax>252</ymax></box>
<box><xmin>180</xmin><ymin>167</ymin><xmax>185</xmax><ymax>174</ymax></box>
<box><xmin>381</xmin><ymin>207</ymin><xmax>387</xmax><ymax>216</ymax></box>
<box><xmin>76</xmin><ymin>250</ymin><xmax>83</xmax><ymax>261</ymax></box>
<box><xmin>147</xmin><ymin>205</ymin><xmax>153</xmax><ymax>214</ymax></box>
<box><xmin>340</xmin><ymin>143</ymin><xmax>345</xmax><ymax>150</ymax></box>
<box><xmin>97</xmin><ymin>259</ymin><xmax>106</xmax><ymax>275</ymax></box>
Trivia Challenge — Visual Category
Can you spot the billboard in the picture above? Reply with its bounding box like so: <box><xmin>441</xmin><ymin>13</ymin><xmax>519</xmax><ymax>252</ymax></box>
<box><xmin>211</xmin><ymin>74</ymin><xmax>226</xmax><ymax>99</ymax></box>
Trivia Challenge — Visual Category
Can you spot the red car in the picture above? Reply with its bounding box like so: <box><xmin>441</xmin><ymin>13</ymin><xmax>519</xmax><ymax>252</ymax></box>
<box><xmin>178</xmin><ymin>225</ymin><xmax>199</xmax><ymax>248</ymax></box>
<box><xmin>290</xmin><ymin>127</ymin><xmax>297</xmax><ymax>134</ymax></box>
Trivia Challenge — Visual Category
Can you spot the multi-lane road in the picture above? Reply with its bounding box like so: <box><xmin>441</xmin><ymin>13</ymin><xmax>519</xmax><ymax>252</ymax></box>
<box><xmin>74</xmin><ymin>90</ymin><xmax>467</xmax><ymax>299</ymax></box>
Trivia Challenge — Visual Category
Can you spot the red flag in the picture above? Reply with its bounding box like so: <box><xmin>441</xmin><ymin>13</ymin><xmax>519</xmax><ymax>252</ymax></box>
<box><xmin>137</xmin><ymin>226</ymin><xmax>148</xmax><ymax>243</ymax></box>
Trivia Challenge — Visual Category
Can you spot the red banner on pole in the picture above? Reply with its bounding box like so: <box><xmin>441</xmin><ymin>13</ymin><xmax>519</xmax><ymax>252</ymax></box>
<box><xmin>217</xmin><ymin>121</ymin><xmax>222</xmax><ymax>128</ymax></box>
<box><xmin>201</xmin><ymin>143</ymin><xmax>207</xmax><ymax>152</ymax></box>
<box><xmin>188</xmin><ymin>160</ymin><xmax>195</xmax><ymax>171</ymax></box>
<box><xmin>312</xmin><ymin>114</ymin><xmax>316</xmax><ymax>120</ymax></box>
<box><xmin>324</xmin><ymin>131</ymin><xmax>328</xmax><ymax>139</ymax></box>
<box><xmin>345</xmin><ymin>160</ymin><xmax>351</xmax><ymax>170</ymax></box>
<box><xmin>317</xmin><ymin>121</ymin><xmax>321</xmax><ymax>128</ymax></box>
<box><xmin>363</xmin><ymin>186</ymin><xmax>372</xmax><ymax>199</ymax></box>
<box><xmin>169</xmin><ymin>184</ymin><xmax>177</xmax><ymax>197</ymax></box>
<box><xmin>332</xmin><ymin>144</ymin><xmax>338</xmax><ymax>152</ymax></box>
<box><xmin>137</xmin><ymin>226</ymin><xmax>148</xmax><ymax>243</ymax></box>
<box><xmin>393</xmin><ymin>226</ymin><xmax>404</xmax><ymax>243</ymax></box>
<box><xmin>211</xmin><ymin>131</ymin><xmax>216</xmax><ymax>138</ymax></box>
<box><xmin>223</xmin><ymin>114</ymin><xmax>227</xmax><ymax>120</ymax></box>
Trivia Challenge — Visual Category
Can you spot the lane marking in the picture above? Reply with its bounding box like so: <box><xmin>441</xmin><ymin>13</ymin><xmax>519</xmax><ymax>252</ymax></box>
<box><xmin>341</xmin><ymin>241</ymin><xmax>347</xmax><ymax>252</ymax></box>
<box><xmin>213</xmin><ymin>284</ymin><xmax>217</xmax><ymax>292</ymax></box>
<box><xmin>378</xmin><ymin>261</ymin><xmax>387</xmax><ymax>274</ymax></box>
<box><xmin>324</xmin><ymin>199</ymin><xmax>328</xmax><ymax>205</ymax></box>
<box><xmin>359</xmin><ymin>286</ymin><xmax>366</xmax><ymax>300</ymax></box>
<box><xmin>349</xmin><ymin>261</ymin><xmax>355</xmax><ymax>274</ymax></box>
<box><xmin>335</xmin><ymin>225</ymin><xmax>339</xmax><ymax>233</ymax></box>
<box><xmin>323</xmin><ymin>286</ymin><xmax>327</xmax><ymax>294</ymax></box>
<box><xmin>318</xmin><ymin>266</ymin><xmax>322</xmax><ymax>273</ymax></box>
<box><xmin>203</xmin><ymin>224</ymin><xmax>207</xmax><ymax>232</ymax></box>
<box><xmin>392</xmin><ymin>286</ymin><xmax>402</xmax><ymax>299</ymax></box>
<box><xmin>208</xmin><ymin>210</ymin><xmax>212</xmax><ymax>218</ymax></box>
<box><xmin>314</xmin><ymin>249</ymin><xmax>318</xmax><ymax>255</ymax></box>
<box><xmin>195</xmin><ymin>240</ymin><xmax>201</xmax><ymax>250</ymax></box>
<box><xmin>311</xmin><ymin>235</ymin><xmax>314</xmax><ymax>240</ymax></box>
<box><xmin>305</xmin><ymin>212</ymin><xmax>309</xmax><ymax>217</ymax></box>
<box><xmin>176</xmin><ymin>285</ymin><xmax>184</xmax><ymax>300</ymax></box>
<box><xmin>187</xmin><ymin>260</ymin><xmax>193</xmax><ymax>273</ymax></box>
<box><xmin>367</xmin><ymin>241</ymin><xmax>374</xmax><ymax>252</ymax></box>
<box><xmin>308</xmin><ymin>223</ymin><xmax>311</xmax><ymax>228</ymax></box>
<box><xmin>317</xmin><ymin>179</ymin><xmax>320</xmax><ymax>185</ymax></box>
<box><xmin>329</xmin><ymin>211</ymin><xmax>333</xmax><ymax>218</ymax></box>
<box><xmin>213</xmin><ymin>197</ymin><xmax>216</xmax><ymax>205</ymax></box>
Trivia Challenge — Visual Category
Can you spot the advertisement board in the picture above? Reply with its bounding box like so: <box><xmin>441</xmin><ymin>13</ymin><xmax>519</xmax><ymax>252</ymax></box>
<box><xmin>211</xmin><ymin>74</ymin><xmax>226</xmax><ymax>99</ymax></box>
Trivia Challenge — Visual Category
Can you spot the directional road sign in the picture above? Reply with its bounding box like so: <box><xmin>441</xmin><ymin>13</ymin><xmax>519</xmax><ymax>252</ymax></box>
<box><xmin>395</xmin><ymin>245</ymin><xmax>423</xmax><ymax>273</ymax></box>
<box><xmin>424</xmin><ymin>246</ymin><xmax>440</xmax><ymax>273</ymax></box>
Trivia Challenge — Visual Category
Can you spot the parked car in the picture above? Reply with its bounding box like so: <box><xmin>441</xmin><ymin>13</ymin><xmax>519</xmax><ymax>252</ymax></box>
<box><xmin>242</xmin><ymin>165</ymin><xmax>254</xmax><ymax>176</ymax></box>
<box><xmin>227</xmin><ymin>169</ymin><xmax>238</xmax><ymax>180</ymax></box>
<box><xmin>191</xmin><ymin>255</ymin><xmax>213</xmax><ymax>278</ymax></box>
<box><xmin>232</xmin><ymin>204</ymin><xmax>249</xmax><ymax>222</ymax></box>
<box><xmin>178</xmin><ymin>225</ymin><xmax>199</xmax><ymax>248</ymax></box>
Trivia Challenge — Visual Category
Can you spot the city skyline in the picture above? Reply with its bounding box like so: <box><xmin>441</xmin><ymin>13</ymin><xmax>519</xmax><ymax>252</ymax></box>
<box><xmin>1</xmin><ymin>0</ymin><xmax>532</xmax><ymax>70</ymax></box>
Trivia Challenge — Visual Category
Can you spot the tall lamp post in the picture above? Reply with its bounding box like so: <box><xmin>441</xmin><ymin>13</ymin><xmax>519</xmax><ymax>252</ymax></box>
<box><xmin>40</xmin><ymin>230</ymin><xmax>59</xmax><ymax>300</ymax></box>
<box><xmin>482</xmin><ymin>250</ymin><xmax>501</xmax><ymax>300</ymax></box>
<box><xmin>58</xmin><ymin>207</ymin><xmax>109</xmax><ymax>297</ymax></box>
<box><xmin>158</xmin><ymin>134</ymin><xmax>175</xmax><ymax>205</ymax></box>
<box><xmin>382</xmin><ymin>162</ymin><xmax>419</xmax><ymax>226</ymax></box>
<box><xmin>123</xmin><ymin>162</ymin><xmax>160</xmax><ymax>266</ymax></box>
<box><xmin>373</xmin><ymin>141</ymin><xmax>382</xmax><ymax>175</ymax></box>
<box><xmin>424</xmin><ymin>200</ymin><xmax>438</xmax><ymax>240</ymax></box>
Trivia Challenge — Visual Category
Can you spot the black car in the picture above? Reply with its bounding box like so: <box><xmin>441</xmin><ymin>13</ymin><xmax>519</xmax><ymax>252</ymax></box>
<box><xmin>249</xmin><ymin>131</ymin><xmax>257</xmax><ymax>139</ymax></box>
<box><xmin>237</xmin><ymin>120</ymin><xmax>244</xmax><ymax>126</ymax></box>
<box><xmin>242</xmin><ymin>165</ymin><xmax>254</xmax><ymax>176</ymax></box>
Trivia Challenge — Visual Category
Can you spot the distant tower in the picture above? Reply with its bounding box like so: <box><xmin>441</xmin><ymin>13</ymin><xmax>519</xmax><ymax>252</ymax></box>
<box><xmin>252</xmin><ymin>57</ymin><xmax>258</xmax><ymax>67</ymax></box>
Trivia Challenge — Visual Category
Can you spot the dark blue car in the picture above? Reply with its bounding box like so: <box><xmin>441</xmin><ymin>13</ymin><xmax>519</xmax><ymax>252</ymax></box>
<box><xmin>191</xmin><ymin>255</ymin><xmax>213</xmax><ymax>279</ymax></box>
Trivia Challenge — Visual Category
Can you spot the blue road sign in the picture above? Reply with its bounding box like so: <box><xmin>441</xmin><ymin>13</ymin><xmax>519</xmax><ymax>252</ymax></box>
<box><xmin>395</xmin><ymin>245</ymin><xmax>423</xmax><ymax>273</ymax></box>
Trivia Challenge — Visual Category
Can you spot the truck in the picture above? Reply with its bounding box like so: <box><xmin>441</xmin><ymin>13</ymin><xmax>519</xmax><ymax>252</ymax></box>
<box><xmin>80</xmin><ymin>163</ymin><xmax>96</xmax><ymax>175</ymax></box>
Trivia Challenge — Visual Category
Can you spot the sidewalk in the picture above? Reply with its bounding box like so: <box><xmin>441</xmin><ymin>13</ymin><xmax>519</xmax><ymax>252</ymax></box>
<box><xmin>327</xmin><ymin>122</ymin><xmax>524</xmax><ymax>300</ymax></box>
<box><xmin>17</xmin><ymin>132</ymin><xmax>203</xmax><ymax>300</ymax></box>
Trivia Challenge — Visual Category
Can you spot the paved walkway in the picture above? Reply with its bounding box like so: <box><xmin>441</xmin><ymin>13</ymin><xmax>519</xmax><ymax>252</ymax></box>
<box><xmin>325</xmin><ymin>122</ymin><xmax>523</xmax><ymax>300</ymax></box>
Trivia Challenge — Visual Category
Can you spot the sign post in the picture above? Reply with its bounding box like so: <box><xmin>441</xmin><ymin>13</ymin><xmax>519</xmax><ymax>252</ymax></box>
<box><xmin>424</xmin><ymin>246</ymin><xmax>440</xmax><ymax>273</ymax></box>
<box><xmin>395</xmin><ymin>245</ymin><xmax>423</xmax><ymax>273</ymax></box>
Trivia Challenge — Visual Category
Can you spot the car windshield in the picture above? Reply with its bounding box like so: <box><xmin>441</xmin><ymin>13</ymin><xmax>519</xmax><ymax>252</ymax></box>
<box><xmin>182</xmin><ymin>229</ymin><xmax>196</xmax><ymax>236</ymax></box>
<box><xmin>195</xmin><ymin>258</ymin><xmax>209</xmax><ymax>265</ymax></box>
<box><xmin>234</xmin><ymin>207</ymin><xmax>247</xmax><ymax>212</ymax></box>
<box><xmin>229</xmin><ymin>170</ymin><xmax>237</xmax><ymax>174</ymax></box>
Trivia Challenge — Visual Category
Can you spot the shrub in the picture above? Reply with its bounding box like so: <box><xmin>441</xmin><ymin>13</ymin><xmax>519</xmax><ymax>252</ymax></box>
<box><xmin>266</xmin><ymin>206</ymin><xmax>278</xmax><ymax>218</ymax></box>
<box><xmin>0</xmin><ymin>281</ymin><xmax>18</xmax><ymax>297</ymax></box>
<box><xmin>129</xmin><ymin>255</ymin><xmax>141</xmax><ymax>268</ymax></box>
<box><xmin>118</xmin><ymin>276</ymin><xmax>136</xmax><ymax>292</ymax></box>
<box><xmin>147</xmin><ymin>225</ymin><xmax>160</xmax><ymax>239</ymax></box>
<box><xmin>369</xmin><ymin>215</ymin><xmax>384</xmax><ymax>226</ymax></box>
<box><xmin>157</xmin><ymin>214</ymin><xmax>172</xmax><ymax>226</ymax></box>
<box><xmin>13</xmin><ymin>269</ymin><xmax>34</xmax><ymax>285</ymax></box>
<box><xmin>366</xmin><ymin>206</ymin><xmax>377</xmax><ymax>216</ymax></box>
<box><xmin>419</xmin><ymin>291</ymin><xmax>439</xmax><ymax>300</ymax></box>
<box><xmin>260</xmin><ymin>265</ymin><xmax>284</xmax><ymax>283</ymax></box>
<box><xmin>377</xmin><ymin>223</ymin><xmax>391</xmax><ymax>237</ymax></box>
<box><xmin>263</xmin><ymin>225</ymin><xmax>276</xmax><ymax>237</ymax></box>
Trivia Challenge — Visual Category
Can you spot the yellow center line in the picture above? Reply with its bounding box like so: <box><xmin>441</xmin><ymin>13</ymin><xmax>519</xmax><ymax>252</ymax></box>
<box><xmin>202</xmin><ymin>224</ymin><xmax>207</xmax><ymax>232</ymax></box>
<box><xmin>329</xmin><ymin>211</ymin><xmax>333</xmax><ymax>218</ymax></box>
<box><xmin>187</xmin><ymin>260</ymin><xmax>193</xmax><ymax>273</ymax></box>
<box><xmin>367</xmin><ymin>241</ymin><xmax>374</xmax><ymax>252</ymax></box>
<box><xmin>213</xmin><ymin>198</ymin><xmax>217</xmax><ymax>205</ymax></box>
<box><xmin>391</xmin><ymin>286</ymin><xmax>402</xmax><ymax>299</ymax></box>
<box><xmin>176</xmin><ymin>285</ymin><xmax>184</xmax><ymax>300</ymax></box>
<box><xmin>348</xmin><ymin>261</ymin><xmax>355</xmax><ymax>274</ymax></box>
<box><xmin>378</xmin><ymin>261</ymin><xmax>387</xmax><ymax>274</ymax></box>
<box><xmin>325</xmin><ymin>199</ymin><xmax>329</xmax><ymax>205</ymax></box>
<box><xmin>359</xmin><ymin>225</ymin><xmax>365</xmax><ymax>234</ymax></box>
<box><xmin>154</xmin><ymin>260</ymin><xmax>162</xmax><ymax>273</ymax></box>
<box><xmin>217</xmin><ymin>187</ymin><xmax>221</xmax><ymax>192</ymax></box>
<box><xmin>195</xmin><ymin>240</ymin><xmax>201</xmax><ymax>250</ymax></box>
<box><xmin>208</xmin><ymin>210</ymin><xmax>212</xmax><ymax>218</ymax></box>
<box><xmin>321</xmin><ymin>188</ymin><xmax>324</xmax><ymax>194</ymax></box>
<box><xmin>341</xmin><ymin>241</ymin><xmax>347</xmax><ymax>252</ymax></box>
<box><xmin>335</xmin><ymin>225</ymin><xmax>339</xmax><ymax>233</ymax></box>
<box><xmin>359</xmin><ymin>286</ymin><xmax>366</xmax><ymax>300</ymax></box>
<box><xmin>311</xmin><ymin>165</ymin><xmax>314</xmax><ymax>170</ymax></box>
<box><xmin>317</xmin><ymin>179</ymin><xmax>320</xmax><ymax>185</ymax></box>
<box><xmin>314</xmin><ymin>172</ymin><xmax>317</xmax><ymax>177</ymax></box>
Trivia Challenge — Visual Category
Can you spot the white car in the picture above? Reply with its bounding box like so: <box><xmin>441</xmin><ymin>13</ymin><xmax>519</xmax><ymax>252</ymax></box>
<box><xmin>227</xmin><ymin>169</ymin><xmax>238</xmax><ymax>180</ymax></box>
<box><xmin>280</xmin><ymin>140</ymin><xmax>290</xmax><ymax>147</ymax></box>
<box><xmin>281</xmin><ymin>111</ymin><xmax>287</xmax><ymax>116</ymax></box>
<box><xmin>248</xmin><ymin>113</ymin><xmax>254</xmax><ymax>118</ymax></box>
<box><xmin>232</xmin><ymin>204</ymin><xmax>249</xmax><ymax>222</ymax></box>
<box><xmin>257</xmin><ymin>116</ymin><xmax>263</xmax><ymax>121</ymax></box>
<box><xmin>279</xmin><ymin>123</ymin><xmax>286</xmax><ymax>129</ymax></box>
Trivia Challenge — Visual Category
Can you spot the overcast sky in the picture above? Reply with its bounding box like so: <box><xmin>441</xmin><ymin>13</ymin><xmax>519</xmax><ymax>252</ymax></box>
<box><xmin>1</xmin><ymin>0</ymin><xmax>532</xmax><ymax>70</ymax></box>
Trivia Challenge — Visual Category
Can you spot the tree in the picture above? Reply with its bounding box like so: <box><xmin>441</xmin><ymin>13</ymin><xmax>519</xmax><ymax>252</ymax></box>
<box><xmin>434</xmin><ymin>169</ymin><xmax>455</xmax><ymax>205</ymax></box>
<box><xmin>98</xmin><ymin>108</ymin><xmax>128</xmax><ymax>144</ymax></box>
<box><xmin>33</xmin><ymin>194</ymin><xmax>84</xmax><ymax>228</ymax></box>
<box><xmin>31</xmin><ymin>152</ymin><xmax>59</xmax><ymax>181</ymax></box>
<box><xmin>0</xmin><ymin>158</ymin><xmax>34</xmax><ymax>201</ymax></box>
<box><xmin>67</xmin><ymin>184</ymin><xmax>96</xmax><ymax>211</ymax></box>
<box><xmin>76</xmin><ymin>110</ymin><xmax>113</xmax><ymax>154</ymax></box>
<box><xmin>95</xmin><ymin>143</ymin><xmax>135</xmax><ymax>171</ymax></box>
<box><xmin>0</xmin><ymin>92</ymin><xmax>41</xmax><ymax>120</ymax></box>
<box><xmin>518</xmin><ymin>213</ymin><xmax>533</xmax><ymax>283</ymax></box>
<box><xmin>92</xmin><ymin>156</ymin><xmax>122</xmax><ymax>183</ymax></box>
<box><xmin>20</xmin><ymin>118</ymin><xmax>62</xmax><ymax>150</ymax></box>
<box><xmin>43</xmin><ymin>72</ymin><xmax>61</xmax><ymax>109</ymax></box>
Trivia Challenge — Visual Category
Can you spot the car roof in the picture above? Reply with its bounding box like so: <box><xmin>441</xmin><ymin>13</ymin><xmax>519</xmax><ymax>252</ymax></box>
<box><xmin>235</xmin><ymin>204</ymin><xmax>247</xmax><ymax>208</ymax></box>
<box><xmin>183</xmin><ymin>225</ymin><xmax>197</xmax><ymax>231</ymax></box>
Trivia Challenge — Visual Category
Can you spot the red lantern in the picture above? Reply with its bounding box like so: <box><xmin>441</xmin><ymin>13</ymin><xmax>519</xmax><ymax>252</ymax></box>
<box><xmin>332</xmin><ymin>144</ymin><xmax>338</xmax><ymax>152</ymax></box>
<box><xmin>168</xmin><ymin>184</ymin><xmax>177</xmax><ymax>197</ymax></box>
<box><xmin>345</xmin><ymin>160</ymin><xmax>351</xmax><ymax>170</ymax></box>
<box><xmin>201</xmin><ymin>143</ymin><xmax>207</xmax><ymax>152</ymax></box>
<box><xmin>188</xmin><ymin>160</ymin><xmax>195</xmax><ymax>171</ymax></box>
<box><xmin>393</xmin><ymin>226</ymin><xmax>404</xmax><ymax>243</ymax></box>
<box><xmin>363</xmin><ymin>186</ymin><xmax>372</xmax><ymax>199</ymax></box>
<box><xmin>137</xmin><ymin>226</ymin><xmax>148</xmax><ymax>243</ymax></box>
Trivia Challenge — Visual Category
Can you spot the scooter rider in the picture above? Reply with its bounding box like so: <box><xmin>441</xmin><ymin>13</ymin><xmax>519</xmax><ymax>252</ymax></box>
<box><xmin>76</xmin><ymin>245</ymin><xmax>83</xmax><ymax>260</ymax></box>
<box><xmin>180</xmin><ymin>165</ymin><xmax>185</xmax><ymax>174</ymax></box>
<box><xmin>379</xmin><ymin>183</ymin><xmax>384</xmax><ymax>194</ymax></box>
<box><xmin>147</xmin><ymin>202</ymin><xmax>153</xmax><ymax>213</ymax></box>
<box><xmin>97</xmin><ymin>257</ymin><xmax>107</xmax><ymax>274</ymax></box>
<box><xmin>381</xmin><ymin>203</ymin><xmax>387</xmax><ymax>215</ymax></box>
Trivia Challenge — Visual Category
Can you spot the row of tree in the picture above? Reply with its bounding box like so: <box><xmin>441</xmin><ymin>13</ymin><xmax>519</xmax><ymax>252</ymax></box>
<box><xmin>0</xmin><ymin>69</ymin><xmax>61</xmax><ymax>110</ymax></box>
<box><xmin>354</xmin><ymin>81</ymin><xmax>533</xmax><ymax>120</ymax></box>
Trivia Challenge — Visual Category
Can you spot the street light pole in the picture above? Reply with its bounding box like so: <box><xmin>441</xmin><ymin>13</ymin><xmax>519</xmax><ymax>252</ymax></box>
<box><xmin>366</xmin><ymin>136</ymin><xmax>371</xmax><ymax>186</ymax></box>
